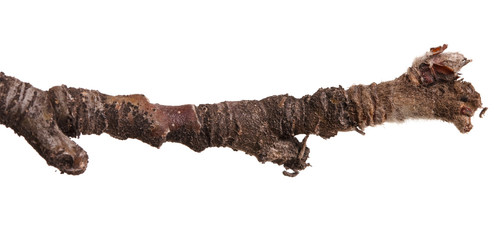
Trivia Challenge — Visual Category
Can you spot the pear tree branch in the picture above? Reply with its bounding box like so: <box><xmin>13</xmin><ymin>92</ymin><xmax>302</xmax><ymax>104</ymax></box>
<box><xmin>0</xmin><ymin>45</ymin><xmax>484</xmax><ymax>176</ymax></box>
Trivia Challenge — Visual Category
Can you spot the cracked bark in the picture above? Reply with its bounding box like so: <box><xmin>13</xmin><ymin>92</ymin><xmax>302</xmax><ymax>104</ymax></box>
<box><xmin>0</xmin><ymin>45</ymin><xmax>484</xmax><ymax>176</ymax></box>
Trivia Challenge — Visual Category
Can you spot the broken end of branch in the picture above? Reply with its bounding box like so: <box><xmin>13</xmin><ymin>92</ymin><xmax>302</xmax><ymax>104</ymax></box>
<box><xmin>49</xmin><ymin>146</ymin><xmax>89</xmax><ymax>175</ymax></box>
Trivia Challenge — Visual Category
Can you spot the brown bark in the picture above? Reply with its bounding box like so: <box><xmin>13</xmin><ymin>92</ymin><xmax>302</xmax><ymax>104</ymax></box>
<box><xmin>0</xmin><ymin>45</ymin><xmax>484</xmax><ymax>176</ymax></box>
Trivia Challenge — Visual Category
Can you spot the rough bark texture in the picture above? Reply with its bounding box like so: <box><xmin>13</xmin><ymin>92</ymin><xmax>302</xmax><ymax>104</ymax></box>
<box><xmin>0</xmin><ymin>45</ymin><xmax>484</xmax><ymax>176</ymax></box>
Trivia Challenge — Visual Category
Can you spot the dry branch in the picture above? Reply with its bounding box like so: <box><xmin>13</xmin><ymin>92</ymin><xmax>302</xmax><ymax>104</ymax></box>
<box><xmin>0</xmin><ymin>45</ymin><xmax>484</xmax><ymax>176</ymax></box>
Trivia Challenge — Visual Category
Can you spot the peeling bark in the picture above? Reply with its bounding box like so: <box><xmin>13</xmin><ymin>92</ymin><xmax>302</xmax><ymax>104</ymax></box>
<box><xmin>0</xmin><ymin>45</ymin><xmax>484</xmax><ymax>176</ymax></box>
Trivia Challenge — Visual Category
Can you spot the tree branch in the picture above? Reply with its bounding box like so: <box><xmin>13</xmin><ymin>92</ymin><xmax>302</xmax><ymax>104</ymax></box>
<box><xmin>0</xmin><ymin>45</ymin><xmax>484</xmax><ymax>176</ymax></box>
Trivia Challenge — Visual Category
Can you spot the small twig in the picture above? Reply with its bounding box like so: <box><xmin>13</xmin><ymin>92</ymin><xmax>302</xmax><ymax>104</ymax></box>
<box><xmin>355</xmin><ymin>126</ymin><xmax>366</xmax><ymax>136</ymax></box>
<box><xmin>480</xmin><ymin>107</ymin><xmax>488</xmax><ymax>118</ymax></box>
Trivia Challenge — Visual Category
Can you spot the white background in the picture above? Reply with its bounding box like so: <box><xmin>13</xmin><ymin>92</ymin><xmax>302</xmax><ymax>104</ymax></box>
<box><xmin>0</xmin><ymin>1</ymin><xmax>497</xmax><ymax>239</ymax></box>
